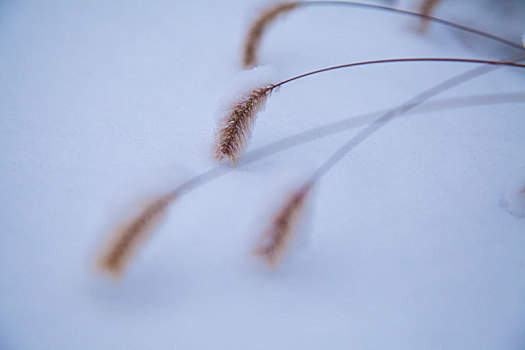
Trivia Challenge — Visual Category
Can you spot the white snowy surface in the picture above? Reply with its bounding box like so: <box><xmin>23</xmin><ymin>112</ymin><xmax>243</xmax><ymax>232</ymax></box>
<box><xmin>1</xmin><ymin>0</ymin><xmax>525</xmax><ymax>349</ymax></box>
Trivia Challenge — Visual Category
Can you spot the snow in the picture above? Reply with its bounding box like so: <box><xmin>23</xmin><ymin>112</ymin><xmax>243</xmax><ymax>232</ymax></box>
<box><xmin>1</xmin><ymin>0</ymin><xmax>524</xmax><ymax>349</ymax></box>
<box><xmin>502</xmin><ymin>166</ymin><xmax>525</xmax><ymax>218</ymax></box>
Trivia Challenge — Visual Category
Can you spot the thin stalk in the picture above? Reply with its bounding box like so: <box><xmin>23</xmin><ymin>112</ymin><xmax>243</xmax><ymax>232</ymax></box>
<box><xmin>301</xmin><ymin>1</ymin><xmax>524</xmax><ymax>52</ymax></box>
<box><xmin>271</xmin><ymin>58</ymin><xmax>525</xmax><ymax>89</ymax></box>
<box><xmin>305</xmin><ymin>56</ymin><xmax>525</xmax><ymax>186</ymax></box>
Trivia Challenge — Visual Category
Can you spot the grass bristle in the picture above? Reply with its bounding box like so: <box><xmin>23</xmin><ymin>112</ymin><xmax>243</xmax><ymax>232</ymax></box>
<box><xmin>242</xmin><ymin>1</ymin><xmax>300</xmax><ymax>69</ymax></box>
<box><xmin>253</xmin><ymin>185</ymin><xmax>311</xmax><ymax>268</ymax></box>
<box><xmin>215</xmin><ymin>85</ymin><xmax>273</xmax><ymax>164</ymax></box>
<box><xmin>97</xmin><ymin>193</ymin><xmax>175</xmax><ymax>279</ymax></box>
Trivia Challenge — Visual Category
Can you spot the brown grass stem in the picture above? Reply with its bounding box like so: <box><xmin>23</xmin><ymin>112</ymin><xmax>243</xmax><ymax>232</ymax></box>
<box><xmin>271</xmin><ymin>58</ymin><xmax>525</xmax><ymax>89</ymax></box>
<box><xmin>306</xmin><ymin>56</ymin><xmax>525</xmax><ymax>184</ymax></box>
<box><xmin>242</xmin><ymin>0</ymin><xmax>524</xmax><ymax>68</ymax></box>
<box><xmin>303</xmin><ymin>1</ymin><xmax>523</xmax><ymax>51</ymax></box>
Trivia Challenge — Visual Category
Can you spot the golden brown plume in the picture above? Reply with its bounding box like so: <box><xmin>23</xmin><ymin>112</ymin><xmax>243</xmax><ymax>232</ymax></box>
<box><xmin>97</xmin><ymin>192</ymin><xmax>176</xmax><ymax>279</ymax></box>
<box><xmin>214</xmin><ymin>85</ymin><xmax>273</xmax><ymax>164</ymax></box>
<box><xmin>242</xmin><ymin>1</ymin><xmax>301</xmax><ymax>69</ymax></box>
<box><xmin>253</xmin><ymin>185</ymin><xmax>311</xmax><ymax>268</ymax></box>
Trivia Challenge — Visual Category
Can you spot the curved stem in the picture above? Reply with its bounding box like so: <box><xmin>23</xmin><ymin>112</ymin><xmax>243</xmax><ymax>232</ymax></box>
<box><xmin>272</xmin><ymin>58</ymin><xmax>525</xmax><ymax>89</ymax></box>
<box><xmin>300</xmin><ymin>1</ymin><xmax>524</xmax><ymax>52</ymax></box>
<box><xmin>305</xmin><ymin>56</ymin><xmax>525</xmax><ymax>185</ymax></box>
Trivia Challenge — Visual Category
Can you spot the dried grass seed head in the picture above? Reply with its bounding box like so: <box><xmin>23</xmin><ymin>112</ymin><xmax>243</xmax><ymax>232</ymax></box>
<box><xmin>214</xmin><ymin>84</ymin><xmax>274</xmax><ymax>164</ymax></box>
<box><xmin>253</xmin><ymin>185</ymin><xmax>311</xmax><ymax>268</ymax></box>
<box><xmin>97</xmin><ymin>192</ymin><xmax>175</xmax><ymax>279</ymax></box>
<box><xmin>242</xmin><ymin>1</ymin><xmax>301</xmax><ymax>69</ymax></box>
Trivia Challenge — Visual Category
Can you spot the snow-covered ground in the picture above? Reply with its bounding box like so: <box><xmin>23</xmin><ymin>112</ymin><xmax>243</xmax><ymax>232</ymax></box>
<box><xmin>1</xmin><ymin>0</ymin><xmax>524</xmax><ymax>349</ymax></box>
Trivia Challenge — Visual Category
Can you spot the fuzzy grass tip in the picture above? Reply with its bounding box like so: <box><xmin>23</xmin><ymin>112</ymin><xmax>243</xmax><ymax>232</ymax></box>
<box><xmin>253</xmin><ymin>185</ymin><xmax>311</xmax><ymax>268</ymax></box>
<box><xmin>97</xmin><ymin>193</ymin><xmax>176</xmax><ymax>279</ymax></box>
<box><xmin>214</xmin><ymin>84</ymin><xmax>274</xmax><ymax>164</ymax></box>
<box><xmin>242</xmin><ymin>1</ymin><xmax>301</xmax><ymax>68</ymax></box>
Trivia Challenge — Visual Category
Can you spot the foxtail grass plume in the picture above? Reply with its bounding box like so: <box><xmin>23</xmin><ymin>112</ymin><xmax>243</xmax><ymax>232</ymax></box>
<box><xmin>97</xmin><ymin>192</ymin><xmax>176</xmax><ymax>279</ymax></box>
<box><xmin>215</xmin><ymin>84</ymin><xmax>274</xmax><ymax>164</ymax></box>
<box><xmin>419</xmin><ymin>0</ymin><xmax>442</xmax><ymax>32</ymax></box>
<box><xmin>253</xmin><ymin>185</ymin><xmax>311</xmax><ymax>268</ymax></box>
<box><xmin>242</xmin><ymin>1</ymin><xmax>300</xmax><ymax>69</ymax></box>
